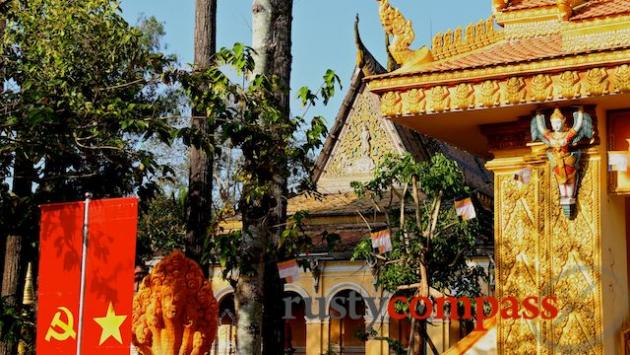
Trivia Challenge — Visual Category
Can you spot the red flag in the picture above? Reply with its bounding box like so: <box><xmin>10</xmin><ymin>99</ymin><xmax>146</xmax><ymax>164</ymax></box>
<box><xmin>80</xmin><ymin>198</ymin><xmax>137</xmax><ymax>354</ymax></box>
<box><xmin>37</xmin><ymin>197</ymin><xmax>138</xmax><ymax>355</ymax></box>
<box><xmin>36</xmin><ymin>201</ymin><xmax>84</xmax><ymax>354</ymax></box>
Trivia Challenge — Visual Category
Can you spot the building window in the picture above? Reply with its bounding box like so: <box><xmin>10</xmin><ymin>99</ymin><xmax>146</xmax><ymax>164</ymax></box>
<box><xmin>328</xmin><ymin>290</ymin><xmax>366</xmax><ymax>354</ymax></box>
<box><xmin>213</xmin><ymin>294</ymin><xmax>236</xmax><ymax>355</ymax></box>
<box><xmin>284</xmin><ymin>292</ymin><xmax>306</xmax><ymax>354</ymax></box>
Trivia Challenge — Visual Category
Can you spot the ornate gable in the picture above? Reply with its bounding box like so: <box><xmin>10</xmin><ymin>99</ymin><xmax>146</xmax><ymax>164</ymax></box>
<box><xmin>317</xmin><ymin>85</ymin><xmax>405</xmax><ymax>193</ymax></box>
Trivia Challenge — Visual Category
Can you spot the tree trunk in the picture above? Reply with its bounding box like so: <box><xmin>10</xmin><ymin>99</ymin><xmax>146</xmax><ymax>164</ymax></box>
<box><xmin>250</xmin><ymin>1</ymin><xmax>293</xmax><ymax>354</ymax></box>
<box><xmin>0</xmin><ymin>150</ymin><xmax>32</xmax><ymax>355</ymax></box>
<box><xmin>186</xmin><ymin>0</ymin><xmax>216</xmax><ymax>276</ymax></box>
<box><xmin>234</xmin><ymin>224</ymin><xmax>265</xmax><ymax>354</ymax></box>
<box><xmin>0</xmin><ymin>16</ymin><xmax>5</xmax><ymax>292</ymax></box>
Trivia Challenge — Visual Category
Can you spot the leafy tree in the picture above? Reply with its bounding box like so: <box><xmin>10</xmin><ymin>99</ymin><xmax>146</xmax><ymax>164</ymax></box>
<box><xmin>0</xmin><ymin>1</ymin><xmax>179</xmax><ymax>352</ymax></box>
<box><xmin>178</xmin><ymin>43</ymin><xmax>339</xmax><ymax>354</ymax></box>
<box><xmin>351</xmin><ymin>153</ymin><xmax>487</xmax><ymax>355</ymax></box>
<box><xmin>136</xmin><ymin>189</ymin><xmax>187</xmax><ymax>264</ymax></box>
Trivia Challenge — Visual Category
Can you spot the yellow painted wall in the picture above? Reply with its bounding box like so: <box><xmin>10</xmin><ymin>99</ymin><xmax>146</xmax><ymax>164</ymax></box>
<box><xmin>210</xmin><ymin>260</ymin><xmax>473</xmax><ymax>354</ymax></box>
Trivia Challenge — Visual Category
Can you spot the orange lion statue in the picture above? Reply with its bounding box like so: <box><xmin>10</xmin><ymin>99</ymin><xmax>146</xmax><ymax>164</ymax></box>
<box><xmin>132</xmin><ymin>251</ymin><xmax>218</xmax><ymax>355</ymax></box>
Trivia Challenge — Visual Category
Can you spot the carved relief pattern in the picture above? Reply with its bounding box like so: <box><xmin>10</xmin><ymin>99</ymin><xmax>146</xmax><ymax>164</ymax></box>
<box><xmin>495</xmin><ymin>156</ymin><xmax>602</xmax><ymax>354</ymax></box>
<box><xmin>548</xmin><ymin>158</ymin><xmax>602</xmax><ymax>354</ymax></box>
<box><xmin>479</xmin><ymin>80</ymin><xmax>500</xmax><ymax>107</ymax></box>
<box><xmin>453</xmin><ymin>83</ymin><xmax>475</xmax><ymax>110</ymax></box>
<box><xmin>428</xmin><ymin>86</ymin><xmax>450</xmax><ymax>113</ymax></box>
<box><xmin>503</xmin><ymin>77</ymin><xmax>526</xmax><ymax>105</ymax></box>
<box><xmin>558</xmin><ymin>71</ymin><xmax>581</xmax><ymax>99</ymax></box>
<box><xmin>401</xmin><ymin>89</ymin><xmax>425</xmax><ymax>114</ymax></box>
<box><xmin>380</xmin><ymin>91</ymin><xmax>402</xmax><ymax>116</ymax></box>
<box><xmin>376</xmin><ymin>65</ymin><xmax>630</xmax><ymax>117</ymax></box>
<box><xmin>496</xmin><ymin>167</ymin><xmax>544</xmax><ymax>354</ymax></box>
<box><xmin>614</xmin><ymin>64</ymin><xmax>630</xmax><ymax>93</ymax></box>
<box><xmin>324</xmin><ymin>92</ymin><xmax>398</xmax><ymax>178</ymax></box>
<box><xmin>529</xmin><ymin>74</ymin><xmax>553</xmax><ymax>102</ymax></box>
<box><xmin>584</xmin><ymin>68</ymin><xmax>608</xmax><ymax>96</ymax></box>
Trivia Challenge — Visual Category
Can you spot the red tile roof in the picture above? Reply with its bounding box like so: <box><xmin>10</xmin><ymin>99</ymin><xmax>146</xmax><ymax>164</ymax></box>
<box><xmin>505</xmin><ymin>0</ymin><xmax>556</xmax><ymax>11</ymax></box>
<box><xmin>415</xmin><ymin>35</ymin><xmax>565</xmax><ymax>73</ymax></box>
<box><xmin>571</xmin><ymin>0</ymin><xmax>630</xmax><ymax>19</ymax></box>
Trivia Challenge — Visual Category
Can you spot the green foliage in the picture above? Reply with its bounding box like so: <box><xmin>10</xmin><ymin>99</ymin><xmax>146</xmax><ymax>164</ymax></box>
<box><xmin>1</xmin><ymin>0</ymin><xmax>179</xmax><ymax>202</ymax></box>
<box><xmin>185</xmin><ymin>43</ymin><xmax>341</xmax><ymax>275</ymax></box>
<box><xmin>0</xmin><ymin>297</ymin><xmax>35</xmax><ymax>355</ymax></box>
<box><xmin>351</xmin><ymin>152</ymin><xmax>485</xmax><ymax>296</ymax></box>
<box><xmin>136</xmin><ymin>190</ymin><xmax>187</xmax><ymax>263</ymax></box>
<box><xmin>1</xmin><ymin>2</ymin><xmax>179</xmax><ymax>350</ymax></box>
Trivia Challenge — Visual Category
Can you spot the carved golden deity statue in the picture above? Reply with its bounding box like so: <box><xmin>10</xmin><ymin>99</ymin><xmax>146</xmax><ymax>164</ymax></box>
<box><xmin>531</xmin><ymin>107</ymin><xmax>594</xmax><ymax>217</ymax></box>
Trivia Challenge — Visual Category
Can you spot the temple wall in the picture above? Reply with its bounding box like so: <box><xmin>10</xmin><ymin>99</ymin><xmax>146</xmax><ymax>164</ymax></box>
<box><xmin>596</xmin><ymin>106</ymin><xmax>630</xmax><ymax>355</ymax></box>
<box><xmin>487</xmin><ymin>125</ymin><xmax>630</xmax><ymax>354</ymax></box>
<box><xmin>209</xmin><ymin>260</ymin><xmax>465</xmax><ymax>354</ymax></box>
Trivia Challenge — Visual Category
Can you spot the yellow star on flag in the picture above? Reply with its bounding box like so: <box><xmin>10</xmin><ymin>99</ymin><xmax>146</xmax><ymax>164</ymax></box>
<box><xmin>93</xmin><ymin>302</ymin><xmax>127</xmax><ymax>345</ymax></box>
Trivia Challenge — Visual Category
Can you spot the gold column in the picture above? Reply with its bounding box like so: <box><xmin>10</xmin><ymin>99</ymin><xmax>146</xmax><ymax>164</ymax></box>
<box><xmin>487</xmin><ymin>147</ymin><xmax>603</xmax><ymax>354</ymax></box>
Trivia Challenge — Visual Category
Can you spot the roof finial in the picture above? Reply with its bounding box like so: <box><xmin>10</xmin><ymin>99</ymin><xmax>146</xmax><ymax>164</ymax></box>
<box><xmin>354</xmin><ymin>14</ymin><xmax>386</xmax><ymax>76</ymax></box>
<box><xmin>376</xmin><ymin>0</ymin><xmax>433</xmax><ymax>68</ymax></box>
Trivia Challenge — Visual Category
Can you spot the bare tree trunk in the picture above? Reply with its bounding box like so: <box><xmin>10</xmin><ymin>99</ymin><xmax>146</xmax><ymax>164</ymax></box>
<box><xmin>186</xmin><ymin>0</ymin><xmax>216</xmax><ymax>276</ymax></box>
<box><xmin>0</xmin><ymin>15</ymin><xmax>6</xmax><ymax>291</ymax></box>
<box><xmin>249</xmin><ymin>1</ymin><xmax>293</xmax><ymax>354</ymax></box>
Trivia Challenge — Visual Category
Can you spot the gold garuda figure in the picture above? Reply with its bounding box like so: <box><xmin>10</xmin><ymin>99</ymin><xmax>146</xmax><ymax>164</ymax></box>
<box><xmin>531</xmin><ymin>107</ymin><xmax>594</xmax><ymax>217</ymax></box>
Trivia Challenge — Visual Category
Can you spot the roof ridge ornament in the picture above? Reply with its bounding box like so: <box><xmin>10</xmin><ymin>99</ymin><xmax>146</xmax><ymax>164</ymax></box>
<box><xmin>432</xmin><ymin>17</ymin><xmax>503</xmax><ymax>61</ymax></box>
<box><xmin>354</xmin><ymin>15</ymin><xmax>386</xmax><ymax>76</ymax></box>
<box><xmin>377</xmin><ymin>0</ymin><xmax>433</xmax><ymax>68</ymax></box>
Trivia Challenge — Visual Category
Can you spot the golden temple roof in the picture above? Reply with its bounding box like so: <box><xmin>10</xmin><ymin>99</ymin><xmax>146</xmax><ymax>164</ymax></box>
<box><xmin>571</xmin><ymin>0</ymin><xmax>630</xmax><ymax>19</ymax></box>
<box><xmin>504</xmin><ymin>0</ymin><xmax>557</xmax><ymax>11</ymax></box>
<box><xmin>367</xmin><ymin>0</ymin><xmax>630</xmax><ymax>134</ymax></box>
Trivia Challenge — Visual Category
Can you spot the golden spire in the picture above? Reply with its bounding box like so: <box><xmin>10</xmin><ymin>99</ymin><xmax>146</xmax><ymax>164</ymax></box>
<box><xmin>22</xmin><ymin>262</ymin><xmax>34</xmax><ymax>306</ymax></box>
<box><xmin>354</xmin><ymin>15</ymin><xmax>386</xmax><ymax>76</ymax></box>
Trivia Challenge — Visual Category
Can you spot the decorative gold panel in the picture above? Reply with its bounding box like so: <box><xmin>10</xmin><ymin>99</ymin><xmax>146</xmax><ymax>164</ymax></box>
<box><xmin>492</xmin><ymin>154</ymin><xmax>603</xmax><ymax>355</ymax></box>
<box><xmin>322</xmin><ymin>91</ymin><xmax>398</xmax><ymax>179</ymax></box>
<box><xmin>377</xmin><ymin>64</ymin><xmax>630</xmax><ymax>118</ymax></box>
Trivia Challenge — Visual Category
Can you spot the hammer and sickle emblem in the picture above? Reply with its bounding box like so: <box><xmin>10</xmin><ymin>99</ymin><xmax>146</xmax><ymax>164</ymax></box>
<box><xmin>45</xmin><ymin>307</ymin><xmax>76</xmax><ymax>342</ymax></box>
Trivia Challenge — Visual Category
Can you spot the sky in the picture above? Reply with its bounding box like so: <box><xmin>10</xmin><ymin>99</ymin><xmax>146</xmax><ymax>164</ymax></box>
<box><xmin>120</xmin><ymin>0</ymin><xmax>490</xmax><ymax>126</ymax></box>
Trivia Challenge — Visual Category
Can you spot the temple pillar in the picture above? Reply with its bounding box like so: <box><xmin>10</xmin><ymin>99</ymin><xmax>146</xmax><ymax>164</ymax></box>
<box><xmin>487</xmin><ymin>142</ymin><xmax>604</xmax><ymax>354</ymax></box>
<box><xmin>305</xmin><ymin>317</ymin><xmax>324</xmax><ymax>355</ymax></box>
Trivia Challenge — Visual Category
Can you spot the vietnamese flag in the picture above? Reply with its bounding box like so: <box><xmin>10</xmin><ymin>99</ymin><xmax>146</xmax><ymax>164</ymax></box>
<box><xmin>37</xmin><ymin>197</ymin><xmax>138</xmax><ymax>355</ymax></box>
<box><xmin>37</xmin><ymin>201</ymin><xmax>84</xmax><ymax>354</ymax></box>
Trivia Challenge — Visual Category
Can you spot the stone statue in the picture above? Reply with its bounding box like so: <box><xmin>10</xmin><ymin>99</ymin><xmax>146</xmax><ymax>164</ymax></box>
<box><xmin>132</xmin><ymin>251</ymin><xmax>218</xmax><ymax>355</ymax></box>
<box><xmin>531</xmin><ymin>107</ymin><xmax>594</xmax><ymax>217</ymax></box>
<box><xmin>351</xmin><ymin>123</ymin><xmax>376</xmax><ymax>173</ymax></box>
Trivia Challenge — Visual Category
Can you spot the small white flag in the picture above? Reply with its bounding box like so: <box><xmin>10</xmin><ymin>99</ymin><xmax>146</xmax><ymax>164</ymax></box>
<box><xmin>278</xmin><ymin>259</ymin><xmax>300</xmax><ymax>283</ymax></box>
<box><xmin>455</xmin><ymin>197</ymin><xmax>476</xmax><ymax>221</ymax></box>
<box><xmin>608</xmin><ymin>152</ymin><xmax>629</xmax><ymax>172</ymax></box>
<box><xmin>370</xmin><ymin>228</ymin><xmax>392</xmax><ymax>254</ymax></box>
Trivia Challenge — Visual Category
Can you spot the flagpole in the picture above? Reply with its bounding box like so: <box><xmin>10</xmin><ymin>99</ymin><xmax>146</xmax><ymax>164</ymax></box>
<box><xmin>76</xmin><ymin>192</ymin><xmax>92</xmax><ymax>355</ymax></box>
